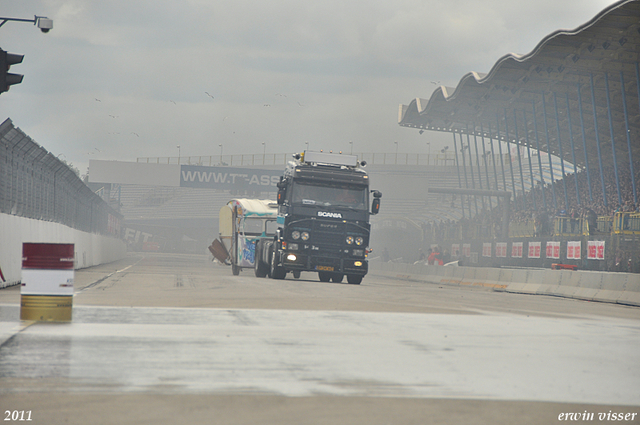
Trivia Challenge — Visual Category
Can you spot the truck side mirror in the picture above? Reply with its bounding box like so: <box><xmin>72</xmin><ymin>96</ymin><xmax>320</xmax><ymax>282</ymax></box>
<box><xmin>277</xmin><ymin>188</ymin><xmax>286</xmax><ymax>205</ymax></box>
<box><xmin>277</xmin><ymin>177</ymin><xmax>287</xmax><ymax>205</ymax></box>
<box><xmin>371</xmin><ymin>198</ymin><xmax>380</xmax><ymax>215</ymax></box>
<box><xmin>371</xmin><ymin>190</ymin><xmax>381</xmax><ymax>215</ymax></box>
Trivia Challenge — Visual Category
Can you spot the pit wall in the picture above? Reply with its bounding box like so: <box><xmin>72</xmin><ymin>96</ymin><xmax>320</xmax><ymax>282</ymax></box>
<box><xmin>0</xmin><ymin>213</ymin><xmax>126</xmax><ymax>288</ymax></box>
<box><xmin>369</xmin><ymin>261</ymin><xmax>640</xmax><ymax>307</ymax></box>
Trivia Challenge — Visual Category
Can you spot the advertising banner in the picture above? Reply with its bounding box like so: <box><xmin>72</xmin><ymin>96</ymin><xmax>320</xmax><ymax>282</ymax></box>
<box><xmin>496</xmin><ymin>242</ymin><xmax>507</xmax><ymax>258</ymax></box>
<box><xmin>180</xmin><ymin>165</ymin><xmax>281</xmax><ymax>191</ymax></box>
<box><xmin>482</xmin><ymin>243</ymin><xmax>492</xmax><ymax>257</ymax></box>
<box><xmin>546</xmin><ymin>241</ymin><xmax>560</xmax><ymax>259</ymax></box>
<box><xmin>567</xmin><ymin>241</ymin><xmax>581</xmax><ymax>260</ymax></box>
<box><xmin>528</xmin><ymin>241</ymin><xmax>541</xmax><ymax>259</ymax></box>
<box><xmin>587</xmin><ymin>241</ymin><xmax>605</xmax><ymax>260</ymax></box>
<box><xmin>511</xmin><ymin>242</ymin><xmax>523</xmax><ymax>258</ymax></box>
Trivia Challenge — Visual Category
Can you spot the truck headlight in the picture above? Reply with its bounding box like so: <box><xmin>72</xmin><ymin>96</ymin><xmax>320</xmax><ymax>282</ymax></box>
<box><xmin>346</xmin><ymin>236</ymin><xmax>354</xmax><ymax>245</ymax></box>
<box><xmin>355</xmin><ymin>237</ymin><xmax>364</xmax><ymax>246</ymax></box>
<box><xmin>301</xmin><ymin>231</ymin><xmax>310</xmax><ymax>241</ymax></box>
<box><xmin>292</xmin><ymin>231</ymin><xmax>300</xmax><ymax>240</ymax></box>
<box><xmin>286</xmin><ymin>254</ymin><xmax>297</xmax><ymax>261</ymax></box>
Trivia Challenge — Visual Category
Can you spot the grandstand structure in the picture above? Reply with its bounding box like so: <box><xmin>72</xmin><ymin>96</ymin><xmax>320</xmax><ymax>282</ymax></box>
<box><xmin>399</xmin><ymin>0</ymin><xmax>639</xmax><ymax>215</ymax></box>
<box><xmin>396</xmin><ymin>0</ymin><xmax>640</xmax><ymax>270</ymax></box>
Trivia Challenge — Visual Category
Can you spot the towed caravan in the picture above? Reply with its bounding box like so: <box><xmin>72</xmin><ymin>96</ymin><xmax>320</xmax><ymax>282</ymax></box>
<box><xmin>209</xmin><ymin>199</ymin><xmax>278</xmax><ymax>275</ymax></box>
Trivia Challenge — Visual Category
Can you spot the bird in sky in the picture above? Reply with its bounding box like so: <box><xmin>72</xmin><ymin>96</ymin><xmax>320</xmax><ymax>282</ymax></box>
<box><xmin>205</xmin><ymin>92</ymin><xmax>214</xmax><ymax>99</ymax></box>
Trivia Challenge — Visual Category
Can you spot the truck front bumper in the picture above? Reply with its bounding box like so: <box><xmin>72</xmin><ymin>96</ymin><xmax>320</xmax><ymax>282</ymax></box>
<box><xmin>280</xmin><ymin>252</ymin><xmax>368</xmax><ymax>275</ymax></box>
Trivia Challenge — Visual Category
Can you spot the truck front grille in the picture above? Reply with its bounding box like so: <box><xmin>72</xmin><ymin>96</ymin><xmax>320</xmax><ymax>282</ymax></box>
<box><xmin>313</xmin><ymin>219</ymin><xmax>352</xmax><ymax>249</ymax></box>
<box><xmin>290</xmin><ymin>219</ymin><xmax>368</xmax><ymax>251</ymax></box>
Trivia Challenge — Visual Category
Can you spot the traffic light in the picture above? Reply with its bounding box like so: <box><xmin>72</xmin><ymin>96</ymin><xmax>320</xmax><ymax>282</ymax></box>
<box><xmin>0</xmin><ymin>48</ymin><xmax>24</xmax><ymax>94</ymax></box>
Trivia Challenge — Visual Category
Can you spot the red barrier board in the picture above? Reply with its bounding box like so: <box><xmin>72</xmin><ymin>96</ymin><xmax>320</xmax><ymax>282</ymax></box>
<box><xmin>551</xmin><ymin>263</ymin><xmax>578</xmax><ymax>271</ymax></box>
<box><xmin>21</xmin><ymin>243</ymin><xmax>75</xmax><ymax>296</ymax></box>
<box><xmin>22</xmin><ymin>243</ymin><xmax>74</xmax><ymax>270</ymax></box>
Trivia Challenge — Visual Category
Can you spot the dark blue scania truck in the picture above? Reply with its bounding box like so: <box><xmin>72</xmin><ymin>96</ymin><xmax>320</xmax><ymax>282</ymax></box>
<box><xmin>254</xmin><ymin>151</ymin><xmax>381</xmax><ymax>285</ymax></box>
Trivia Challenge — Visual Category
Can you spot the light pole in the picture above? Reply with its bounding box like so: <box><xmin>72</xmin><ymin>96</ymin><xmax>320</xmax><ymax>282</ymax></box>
<box><xmin>262</xmin><ymin>142</ymin><xmax>266</xmax><ymax>164</ymax></box>
<box><xmin>219</xmin><ymin>144</ymin><xmax>223</xmax><ymax>164</ymax></box>
<box><xmin>176</xmin><ymin>145</ymin><xmax>181</xmax><ymax>164</ymax></box>
<box><xmin>425</xmin><ymin>142</ymin><xmax>430</xmax><ymax>165</ymax></box>
<box><xmin>394</xmin><ymin>141</ymin><xmax>398</xmax><ymax>164</ymax></box>
<box><xmin>349</xmin><ymin>141</ymin><xmax>353</xmax><ymax>155</ymax></box>
<box><xmin>305</xmin><ymin>141</ymin><xmax>309</xmax><ymax>151</ymax></box>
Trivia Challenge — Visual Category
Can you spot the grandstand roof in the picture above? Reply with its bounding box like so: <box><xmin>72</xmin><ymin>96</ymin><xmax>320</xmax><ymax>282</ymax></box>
<box><xmin>399</xmin><ymin>0</ymin><xmax>640</xmax><ymax>170</ymax></box>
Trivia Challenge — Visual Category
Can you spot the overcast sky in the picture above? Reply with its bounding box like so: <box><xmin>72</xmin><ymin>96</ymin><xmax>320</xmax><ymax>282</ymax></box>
<box><xmin>1</xmin><ymin>0</ymin><xmax>619</xmax><ymax>174</ymax></box>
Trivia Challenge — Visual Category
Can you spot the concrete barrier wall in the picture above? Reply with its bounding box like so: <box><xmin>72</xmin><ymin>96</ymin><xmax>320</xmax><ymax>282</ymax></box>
<box><xmin>369</xmin><ymin>261</ymin><xmax>640</xmax><ymax>307</ymax></box>
<box><xmin>0</xmin><ymin>213</ymin><xmax>126</xmax><ymax>288</ymax></box>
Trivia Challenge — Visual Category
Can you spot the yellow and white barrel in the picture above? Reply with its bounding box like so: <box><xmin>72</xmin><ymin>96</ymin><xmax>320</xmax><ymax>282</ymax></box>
<box><xmin>20</xmin><ymin>243</ymin><xmax>74</xmax><ymax>322</ymax></box>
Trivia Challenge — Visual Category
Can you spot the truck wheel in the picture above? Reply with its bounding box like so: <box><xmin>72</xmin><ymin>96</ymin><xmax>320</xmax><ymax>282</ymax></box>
<box><xmin>331</xmin><ymin>273</ymin><xmax>343</xmax><ymax>283</ymax></box>
<box><xmin>254</xmin><ymin>244</ymin><xmax>269</xmax><ymax>278</ymax></box>
<box><xmin>232</xmin><ymin>264</ymin><xmax>240</xmax><ymax>276</ymax></box>
<box><xmin>346</xmin><ymin>274</ymin><xmax>363</xmax><ymax>285</ymax></box>
<box><xmin>293</xmin><ymin>270</ymin><xmax>301</xmax><ymax>279</ymax></box>
<box><xmin>255</xmin><ymin>258</ymin><xmax>269</xmax><ymax>278</ymax></box>
<box><xmin>318</xmin><ymin>272</ymin><xmax>331</xmax><ymax>282</ymax></box>
<box><xmin>270</xmin><ymin>249</ymin><xmax>286</xmax><ymax>280</ymax></box>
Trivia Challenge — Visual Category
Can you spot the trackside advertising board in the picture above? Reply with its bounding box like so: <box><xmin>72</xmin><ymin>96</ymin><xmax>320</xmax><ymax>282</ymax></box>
<box><xmin>180</xmin><ymin>165</ymin><xmax>282</xmax><ymax>191</ymax></box>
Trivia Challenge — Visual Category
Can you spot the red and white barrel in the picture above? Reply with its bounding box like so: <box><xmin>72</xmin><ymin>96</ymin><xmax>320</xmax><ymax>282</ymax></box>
<box><xmin>20</xmin><ymin>243</ymin><xmax>74</xmax><ymax>322</ymax></box>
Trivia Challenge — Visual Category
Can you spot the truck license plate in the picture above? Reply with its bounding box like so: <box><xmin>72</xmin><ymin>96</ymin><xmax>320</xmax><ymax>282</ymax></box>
<box><xmin>316</xmin><ymin>265</ymin><xmax>334</xmax><ymax>271</ymax></box>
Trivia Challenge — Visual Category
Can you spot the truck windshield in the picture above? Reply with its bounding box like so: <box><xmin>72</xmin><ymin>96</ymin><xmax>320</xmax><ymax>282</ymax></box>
<box><xmin>292</xmin><ymin>182</ymin><xmax>367</xmax><ymax>209</ymax></box>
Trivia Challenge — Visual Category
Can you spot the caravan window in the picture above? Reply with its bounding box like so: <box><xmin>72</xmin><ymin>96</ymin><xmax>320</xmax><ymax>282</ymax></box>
<box><xmin>242</xmin><ymin>218</ymin><xmax>263</xmax><ymax>235</ymax></box>
<box><xmin>242</xmin><ymin>217</ymin><xmax>278</xmax><ymax>236</ymax></box>
<box><xmin>266</xmin><ymin>219</ymin><xmax>278</xmax><ymax>235</ymax></box>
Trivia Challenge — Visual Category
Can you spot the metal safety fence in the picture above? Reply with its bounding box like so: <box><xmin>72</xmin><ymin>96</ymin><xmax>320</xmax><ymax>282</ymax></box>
<box><xmin>0</xmin><ymin>118</ymin><xmax>122</xmax><ymax>236</ymax></box>
<box><xmin>136</xmin><ymin>152</ymin><xmax>462</xmax><ymax>167</ymax></box>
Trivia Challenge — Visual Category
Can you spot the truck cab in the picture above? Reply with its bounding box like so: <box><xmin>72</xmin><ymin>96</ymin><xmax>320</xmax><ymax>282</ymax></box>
<box><xmin>255</xmin><ymin>151</ymin><xmax>381</xmax><ymax>284</ymax></box>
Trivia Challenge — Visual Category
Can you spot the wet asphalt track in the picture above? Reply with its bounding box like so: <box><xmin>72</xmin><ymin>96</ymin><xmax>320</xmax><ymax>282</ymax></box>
<box><xmin>0</xmin><ymin>253</ymin><xmax>639</xmax><ymax>424</ymax></box>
